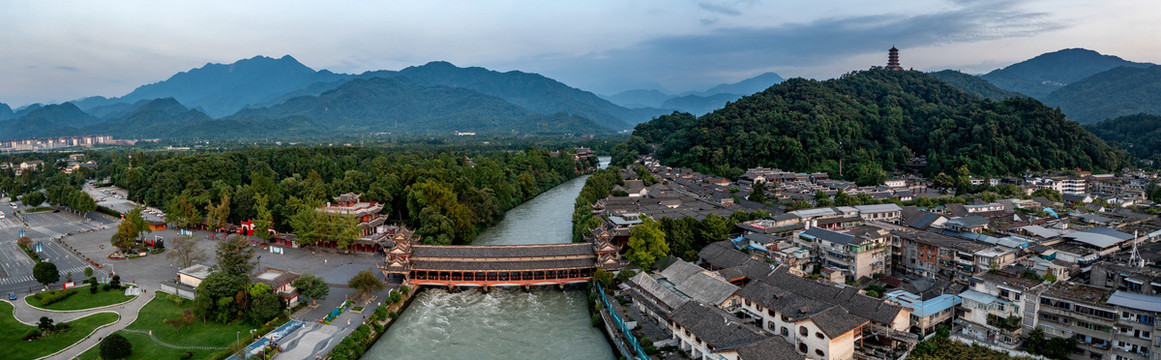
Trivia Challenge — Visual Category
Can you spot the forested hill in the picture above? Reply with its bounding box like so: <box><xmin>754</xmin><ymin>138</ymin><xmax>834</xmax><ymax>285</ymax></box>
<box><xmin>1085</xmin><ymin>113</ymin><xmax>1161</xmax><ymax>164</ymax></box>
<box><xmin>632</xmin><ymin>68</ymin><xmax>1126</xmax><ymax>183</ymax></box>
<box><xmin>929</xmin><ymin>70</ymin><xmax>1025</xmax><ymax>101</ymax></box>
<box><xmin>1042</xmin><ymin>65</ymin><xmax>1161</xmax><ymax>123</ymax></box>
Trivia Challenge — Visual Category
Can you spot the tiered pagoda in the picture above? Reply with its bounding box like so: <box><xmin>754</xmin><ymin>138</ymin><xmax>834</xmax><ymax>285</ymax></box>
<box><xmin>592</xmin><ymin>227</ymin><xmax>627</xmax><ymax>270</ymax></box>
<box><xmin>887</xmin><ymin>46</ymin><xmax>903</xmax><ymax>71</ymax></box>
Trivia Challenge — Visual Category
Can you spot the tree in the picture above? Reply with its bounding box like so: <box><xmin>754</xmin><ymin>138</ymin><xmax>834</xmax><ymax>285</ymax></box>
<box><xmin>193</xmin><ymin>271</ymin><xmax>246</xmax><ymax>323</ymax></box>
<box><xmin>291</xmin><ymin>273</ymin><xmax>329</xmax><ymax>306</ymax></box>
<box><xmin>932</xmin><ymin>172</ymin><xmax>955</xmax><ymax>190</ymax></box>
<box><xmin>17</xmin><ymin>236</ymin><xmax>32</xmax><ymax>249</ymax></box>
<box><xmin>22</xmin><ymin>190</ymin><xmax>45</xmax><ymax>207</ymax></box>
<box><xmin>625</xmin><ymin>217</ymin><xmax>669</xmax><ymax>270</ymax></box>
<box><xmin>592</xmin><ymin>269</ymin><xmax>613</xmax><ymax>288</ymax></box>
<box><xmin>110</xmin><ymin>217</ymin><xmax>138</xmax><ymax>251</ymax></box>
<box><xmin>127</xmin><ymin>206</ymin><xmax>151</xmax><ymax>242</ymax></box>
<box><xmin>814</xmin><ymin>190</ymin><xmax>833</xmax><ymax>207</ymax></box>
<box><xmin>248</xmin><ymin>292</ymin><xmax>284</xmax><ymax>325</ymax></box>
<box><xmin>253</xmin><ymin>193</ymin><xmax>275</xmax><ymax>241</ymax></box>
<box><xmin>348</xmin><ymin>270</ymin><xmax>384</xmax><ymax>302</ymax></box>
<box><xmin>213</xmin><ymin>235</ymin><xmax>256</xmax><ymax>278</ymax></box>
<box><xmin>99</xmin><ymin>333</ymin><xmax>132</xmax><ymax>360</ymax></box>
<box><xmin>1031</xmin><ymin>188</ymin><xmax>1063</xmax><ymax>202</ymax></box>
<box><xmin>33</xmin><ymin>262</ymin><xmax>60</xmax><ymax>288</ymax></box>
<box><xmin>84</xmin><ymin>267</ymin><xmax>93</xmax><ymax>277</ymax></box>
<box><xmin>38</xmin><ymin>316</ymin><xmax>54</xmax><ymax>331</ymax></box>
<box><xmin>748</xmin><ymin>180</ymin><xmax>766</xmax><ymax>203</ymax></box>
<box><xmin>166</xmin><ymin>235</ymin><xmax>207</xmax><ymax>269</ymax></box>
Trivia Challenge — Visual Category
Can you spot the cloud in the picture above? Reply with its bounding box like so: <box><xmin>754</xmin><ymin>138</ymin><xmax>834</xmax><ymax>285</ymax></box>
<box><xmin>535</xmin><ymin>0</ymin><xmax>1067</xmax><ymax>93</ymax></box>
<box><xmin>55</xmin><ymin>66</ymin><xmax>80</xmax><ymax>73</ymax></box>
<box><xmin>698</xmin><ymin>2</ymin><xmax>742</xmax><ymax>16</ymax></box>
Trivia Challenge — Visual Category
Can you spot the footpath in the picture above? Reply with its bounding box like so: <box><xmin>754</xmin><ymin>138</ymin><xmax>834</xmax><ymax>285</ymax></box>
<box><xmin>2</xmin><ymin>284</ymin><xmax>155</xmax><ymax>360</ymax></box>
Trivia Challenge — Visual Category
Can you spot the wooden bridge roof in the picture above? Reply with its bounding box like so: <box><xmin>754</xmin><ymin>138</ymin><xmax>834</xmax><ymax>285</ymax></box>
<box><xmin>411</xmin><ymin>243</ymin><xmax>595</xmax><ymax>259</ymax></box>
<box><xmin>411</xmin><ymin>258</ymin><xmax>596</xmax><ymax>272</ymax></box>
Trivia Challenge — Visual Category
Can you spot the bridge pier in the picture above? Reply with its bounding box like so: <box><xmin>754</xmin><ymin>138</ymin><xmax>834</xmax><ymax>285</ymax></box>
<box><xmin>524</xmin><ymin>283</ymin><xmax>530</xmax><ymax>292</ymax></box>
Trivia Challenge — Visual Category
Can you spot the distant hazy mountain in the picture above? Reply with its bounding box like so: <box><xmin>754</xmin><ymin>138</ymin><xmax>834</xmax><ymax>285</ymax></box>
<box><xmin>603</xmin><ymin>89</ymin><xmax>673</xmax><ymax>108</ymax></box>
<box><xmin>929</xmin><ymin>70</ymin><xmax>1026</xmax><ymax>101</ymax></box>
<box><xmin>0</xmin><ymin>102</ymin><xmax>13</xmax><ymax>121</ymax></box>
<box><xmin>0</xmin><ymin>102</ymin><xmax>100</xmax><ymax>139</ymax></box>
<box><xmin>84</xmin><ymin>55</ymin><xmax>350</xmax><ymax>118</ymax></box>
<box><xmin>1042</xmin><ymin>65</ymin><xmax>1161</xmax><ymax>123</ymax></box>
<box><xmin>980</xmin><ymin>48</ymin><xmax>1154</xmax><ymax>99</ymax></box>
<box><xmin>13</xmin><ymin>104</ymin><xmax>44</xmax><ymax>119</ymax></box>
<box><xmin>390</xmin><ymin>61</ymin><xmax>647</xmax><ymax>130</ymax></box>
<box><xmin>606</xmin><ymin>72</ymin><xmax>784</xmax><ymax>116</ymax></box>
<box><xmin>229</xmin><ymin>77</ymin><xmax>612</xmax><ymax>135</ymax></box>
<box><xmin>694</xmin><ymin>72</ymin><xmax>785</xmax><ymax>97</ymax></box>
<box><xmin>660</xmin><ymin>93</ymin><xmax>741</xmax><ymax>116</ymax></box>
<box><xmin>83</xmin><ymin>100</ymin><xmax>151</xmax><ymax>120</ymax></box>
<box><xmin>82</xmin><ymin>98</ymin><xmax>212</xmax><ymax>137</ymax></box>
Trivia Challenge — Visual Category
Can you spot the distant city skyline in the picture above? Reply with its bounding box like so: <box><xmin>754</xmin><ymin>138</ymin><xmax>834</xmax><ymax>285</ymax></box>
<box><xmin>2</xmin><ymin>0</ymin><xmax>1159</xmax><ymax>107</ymax></box>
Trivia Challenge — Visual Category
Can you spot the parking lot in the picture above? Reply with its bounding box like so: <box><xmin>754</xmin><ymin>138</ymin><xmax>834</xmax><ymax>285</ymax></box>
<box><xmin>0</xmin><ymin>199</ymin><xmax>98</xmax><ymax>294</ymax></box>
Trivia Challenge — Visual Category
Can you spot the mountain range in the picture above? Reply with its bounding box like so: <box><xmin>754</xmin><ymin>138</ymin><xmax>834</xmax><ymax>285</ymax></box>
<box><xmin>603</xmin><ymin>72</ymin><xmax>785</xmax><ymax>116</ymax></box>
<box><xmin>4</xmin><ymin>47</ymin><xmax>1161</xmax><ymax>141</ymax></box>
<box><xmin>0</xmin><ymin>56</ymin><xmax>678</xmax><ymax>140</ymax></box>
<box><xmin>930</xmin><ymin>48</ymin><xmax>1161</xmax><ymax>123</ymax></box>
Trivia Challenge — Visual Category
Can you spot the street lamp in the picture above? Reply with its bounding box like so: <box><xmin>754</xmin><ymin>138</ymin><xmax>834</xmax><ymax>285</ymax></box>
<box><xmin>236</xmin><ymin>331</ymin><xmax>241</xmax><ymax>358</ymax></box>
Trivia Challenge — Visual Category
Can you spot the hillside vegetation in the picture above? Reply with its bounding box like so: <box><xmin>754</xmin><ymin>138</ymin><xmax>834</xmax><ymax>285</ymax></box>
<box><xmin>632</xmin><ymin>68</ymin><xmax>1126</xmax><ymax>183</ymax></box>
<box><xmin>1043</xmin><ymin>65</ymin><xmax>1161</xmax><ymax>123</ymax></box>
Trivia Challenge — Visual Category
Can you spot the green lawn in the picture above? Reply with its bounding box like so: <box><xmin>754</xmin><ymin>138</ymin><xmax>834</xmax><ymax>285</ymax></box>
<box><xmin>74</xmin><ymin>331</ymin><xmax>222</xmax><ymax>360</ymax></box>
<box><xmin>76</xmin><ymin>292</ymin><xmax>258</xmax><ymax>360</ymax></box>
<box><xmin>0</xmin><ymin>301</ymin><xmax>120</xmax><ymax>360</ymax></box>
<box><xmin>26</xmin><ymin>286</ymin><xmax>135</xmax><ymax>311</ymax></box>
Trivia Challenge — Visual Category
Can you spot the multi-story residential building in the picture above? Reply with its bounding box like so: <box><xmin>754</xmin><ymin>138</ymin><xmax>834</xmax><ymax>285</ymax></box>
<box><xmin>730</xmin><ymin>280</ymin><xmax>869</xmax><ymax>360</ymax></box>
<box><xmin>800</xmin><ymin>226</ymin><xmax>891</xmax><ymax>281</ymax></box>
<box><xmin>667</xmin><ymin>301</ymin><xmax>803</xmax><ymax>360</ymax></box>
<box><xmin>1038</xmin><ymin>177</ymin><xmax>1087</xmax><ymax>196</ymax></box>
<box><xmin>1026</xmin><ymin>283</ymin><xmax>1161</xmax><ymax>360</ymax></box>
<box><xmin>853</xmin><ymin>204</ymin><xmax>903</xmax><ymax>224</ymax></box>
<box><xmin>883</xmin><ymin>290</ymin><xmax>960</xmax><ymax>336</ymax></box>
<box><xmin>892</xmin><ymin>230</ymin><xmax>1015</xmax><ymax>283</ymax></box>
<box><xmin>957</xmin><ymin>272</ymin><xmax>1047</xmax><ymax>348</ymax></box>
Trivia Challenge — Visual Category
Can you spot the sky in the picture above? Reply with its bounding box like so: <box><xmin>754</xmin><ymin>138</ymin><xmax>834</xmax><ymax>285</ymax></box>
<box><xmin>2</xmin><ymin>0</ymin><xmax>1160</xmax><ymax>107</ymax></box>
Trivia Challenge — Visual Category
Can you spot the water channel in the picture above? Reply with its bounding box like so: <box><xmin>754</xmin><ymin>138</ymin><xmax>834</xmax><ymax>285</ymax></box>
<box><xmin>363</xmin><ymin>157</ymin><xmax>616</xmax><ymax>360</ymax></box>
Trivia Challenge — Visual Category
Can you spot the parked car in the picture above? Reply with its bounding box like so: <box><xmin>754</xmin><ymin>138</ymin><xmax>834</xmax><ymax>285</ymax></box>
<box><xmin>7</xmin><ymin>293</ymin><xmax>15</xmax><ymax>300</ymax></box>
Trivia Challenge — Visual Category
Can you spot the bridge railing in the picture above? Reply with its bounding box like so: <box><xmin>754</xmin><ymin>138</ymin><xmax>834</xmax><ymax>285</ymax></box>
<box><xmin>597</xmin><ymin>283</ymin><xmax>649</xmax><ymax>360</ymax></box>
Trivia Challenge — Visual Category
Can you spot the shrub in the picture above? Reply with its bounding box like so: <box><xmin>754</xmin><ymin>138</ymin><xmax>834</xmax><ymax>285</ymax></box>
<box><xmin>35</xmin><ymin>289</ymin><xmax>78</xmax><ymax>306</ymax></box>
<box><xmin>180</xmin><ymin>351</ymin><xmax>194</xmax><ymax>360</ymax></box>
<box><xmin>590</xmin><ymin>314</ymin><xmax>601</xmax><ymax>326</ymax></box>
<box><xmin>23</xmin><ymin>329</ymin><xmax>41</xmax><ymax>340</ymax></box>
<box><xmin>102</xmin><ymin>284</ymin><xmax>111</xmax><ymax>291</ymax></box>
<box><xmin>100</xmin><ymin>333</ymin><xmax>132</xmax><ymax>359</ymax></box>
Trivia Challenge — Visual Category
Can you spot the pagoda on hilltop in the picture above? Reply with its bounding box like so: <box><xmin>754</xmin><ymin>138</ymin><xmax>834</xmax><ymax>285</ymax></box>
<box><xmin>887</xmin><ymin>46</ymin><xmax>903</xmax><ymax>71</ymax></box>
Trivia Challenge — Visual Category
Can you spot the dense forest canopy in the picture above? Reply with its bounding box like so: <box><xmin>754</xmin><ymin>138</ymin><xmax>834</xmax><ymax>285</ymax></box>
<box><xmin>630</xmin><ymin>68</ymin><xmax>1126</xmax><ymax>183</ymax></box>
<box><xmin>0</xmin><ymin>146</ymin><xmax>593</xmax><ymax>246</ymax></box>
<box><xmin>1085</xmin><ymin>113</ymin><xmax>1161</xmax><ymax>165</ymax></box>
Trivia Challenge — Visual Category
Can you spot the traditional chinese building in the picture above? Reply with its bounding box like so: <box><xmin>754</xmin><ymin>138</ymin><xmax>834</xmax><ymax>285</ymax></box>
<box><xmin>316</xmin><ymin>192</ymin><xmax>387</xmax><ymax>252</ymax></box>
<box><xmin>887</xmin><ymin>46</ymin><xmax>902</xmax><ymax>71</ymax></box>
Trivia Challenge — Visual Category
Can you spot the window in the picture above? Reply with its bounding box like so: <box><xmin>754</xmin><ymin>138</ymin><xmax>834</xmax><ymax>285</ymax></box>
<box><xmin>815</xmin><ymin>349</ymin><xmax>825</xmax><ymax>357</ymax></box>
<box><xmin>781</xmin><ymin>327</ymin><xmax>789</xmax><ymax>336</ymax></box>
<box><xmin>816</xmin><ymin>332</ymin><xmax>825</xmax><ymax>339</ymax></box>
<box><xmin>799</xmin><ymin>343</ymin><xmax>808</xmax><ymax>353</ymax></box>
<box><xmin>800</xmin><ymin>326</ymin><xmax>808</xmax><ymax>336</ymax></box>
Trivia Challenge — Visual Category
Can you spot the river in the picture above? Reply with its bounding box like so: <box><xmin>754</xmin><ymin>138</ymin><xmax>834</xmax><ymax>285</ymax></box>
<box><xmin>362</xmin><ymin>156</ymin><xmax>616</xmax><ymax>360</ymax></box>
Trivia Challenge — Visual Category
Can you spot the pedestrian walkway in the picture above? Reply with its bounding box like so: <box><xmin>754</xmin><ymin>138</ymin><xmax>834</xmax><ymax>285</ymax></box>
<box><xmin>2</xmin><ymin>284</ymin><xmax>156</xmax><ymax>360</ymax></box>
<box><xmin>121</xmin><ymin>329</ymin><xmax>229</xmax><ymax>350</ymax></box>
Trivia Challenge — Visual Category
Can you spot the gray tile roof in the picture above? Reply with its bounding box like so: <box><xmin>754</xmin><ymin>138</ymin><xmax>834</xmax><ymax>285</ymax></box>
<box><xmin>736</xmin><ymin>337</ymin><xmax>801</xmax><ymax>360</ymax></box>
<box><xmin>802</xmin><ymin>227</ymin><xmax>855</xmax><ymax>245</ymax></box>
<box><xmin>669</xmin><ymin>301</ymin><xmax>768</xmax><ymax>352</ymax></box>
<box><xmin>699</xmin><ymin>241</ymin><xmax>752</xmax><ymax>269</ymax></box>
